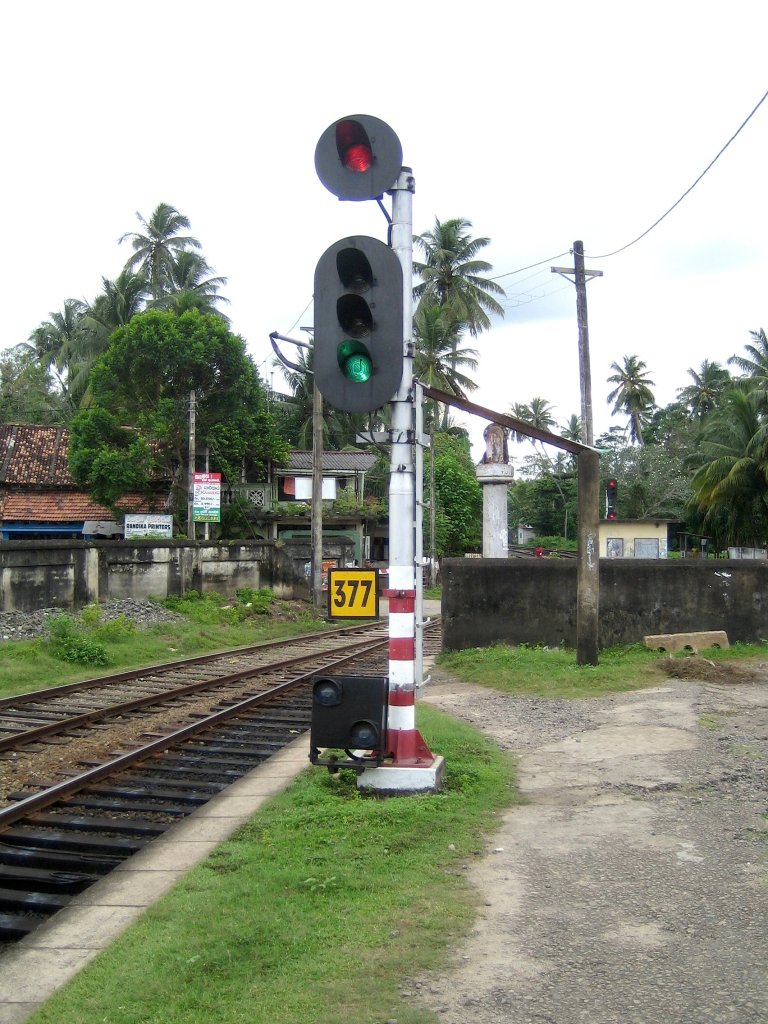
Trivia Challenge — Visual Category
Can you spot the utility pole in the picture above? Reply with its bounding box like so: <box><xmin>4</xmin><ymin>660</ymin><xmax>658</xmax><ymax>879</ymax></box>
<box><xmin>551</xmin><ymin>241</ymin><xmax>602</xmax><ymax>446</ymax></box>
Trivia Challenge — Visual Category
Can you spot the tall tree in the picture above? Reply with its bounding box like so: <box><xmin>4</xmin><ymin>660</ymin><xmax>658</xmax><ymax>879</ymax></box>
<box><xmin>728</xmin><ymin>327</ymin><xmax>768</xmax><ymax>382</ymax></box>
<box><xmin>607</xmin><ymin>355</ymin><xmax>656</xmax><ymax>444</ymax></box>
<box><xmin>688</xmin><ymin>386</ymin><xmax>768</xmax><ymax>547</ymax></box>
<box><xmin>0</xmin><ymin>347</ymin><xmax>66</xmax><ymax>423</ymax></box>
<box><xmin>413</xmin><ymin>302</ymin><xmax>478</xmax><ymax>428</ymax></box>
<box><xmin>25</xmin><ymin>299</ymin><xmax>88</xmax><ymax>413</ymax></box>
<box><xmin>155</xmin><ymin>251</ymin><xmax>230</xmax><ymax>320</ymax></box>
<box><xmin>119</xmin><ymin>203</ymin><xmax>201</xmax><ymax>300</ymax></box>
<box><xmin>413</xmin><ymin>217</ymin><xmax>505</xmax><ymax>337</ymax></box>
<box><xmin>69</xmin><ymin>309</ymin><xmax>288</xmax><ymax>519</ymax></box>
<box><xmin>677</xmin><ymin>359</ymin><xmax>732</xmax><ymax>419</ymax></box>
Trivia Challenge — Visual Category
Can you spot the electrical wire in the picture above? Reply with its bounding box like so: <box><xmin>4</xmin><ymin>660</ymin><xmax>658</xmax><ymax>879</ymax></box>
<box><xmin>491</xmin><ymin>251</ymin><xmax>571</xmax><ymax>281</ymax></box>
<box><xmin>586</xmin><ymin>86</ymin><xmax>768</xmax><ymax>260</ymax></box>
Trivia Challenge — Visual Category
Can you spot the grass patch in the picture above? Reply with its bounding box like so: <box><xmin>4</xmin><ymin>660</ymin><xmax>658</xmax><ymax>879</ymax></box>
<box><xmin>437</xmin><ymin>642</ymin><xmax>667</xmax><ymax>698</ymax></box>
<box><xmin>438</xmin><ymin>638</ymin><xmax>768</xmax><ymax>699</ymax></box>
<box><xmin>0</xmin><ymin>593</ymin><xmax>331</xmax><ymax>700</ymax></box>
<box><xmin>27</xmin><ymin>705</ymin><xmax>518</xmax><ymax>1024</ymax></box>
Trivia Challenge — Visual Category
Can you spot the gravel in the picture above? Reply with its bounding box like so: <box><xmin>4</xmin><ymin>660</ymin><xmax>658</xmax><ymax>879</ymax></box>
<box><xmin>0</xmin><ymin>599</ymin><xmax>183</xmax><ymax>642</ymax></box>
<box><xmin>418</xmin><ymin>668</ymin><xmax>768</xmax><ymax>1024</ymax></box>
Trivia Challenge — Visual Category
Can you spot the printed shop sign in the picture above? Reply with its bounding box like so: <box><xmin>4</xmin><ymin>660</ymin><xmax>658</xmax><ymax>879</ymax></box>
<box><xmin>124</xmin><ymin>514</ymin><xmax>173</xmax><ymax>539</ymax></box>
<box><xmin>193</xmin><ymin>472</ymin><xmax>222</xmax><ymax>523</ymax></box>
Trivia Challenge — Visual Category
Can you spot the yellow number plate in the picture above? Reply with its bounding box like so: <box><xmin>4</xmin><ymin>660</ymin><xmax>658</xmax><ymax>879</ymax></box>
<box><xmin>327</xmin><ymin>569</ymin><xmax>379</xmax><ymax>619</ymax></box>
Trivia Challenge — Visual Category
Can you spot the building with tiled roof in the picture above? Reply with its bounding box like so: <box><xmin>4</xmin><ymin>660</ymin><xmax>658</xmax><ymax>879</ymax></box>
<box><xmin>0</xmin><ymin>424</ymin><xmax>162</xmax><ymax>540</ymax></box>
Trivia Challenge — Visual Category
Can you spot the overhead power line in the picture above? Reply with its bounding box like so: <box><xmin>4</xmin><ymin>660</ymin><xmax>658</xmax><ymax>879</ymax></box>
<box><xmin>586</xmin><ymin>86</ymin><xmax>768</xmax><ymax>260</ymax></box>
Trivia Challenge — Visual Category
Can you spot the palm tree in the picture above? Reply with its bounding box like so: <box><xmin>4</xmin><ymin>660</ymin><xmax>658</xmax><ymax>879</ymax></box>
<box><xmin>607</xmin><ymin>355</ymin><xmax>656</xmax><ymax>444</ymax></box>
<box><xmin>25</xmin><ymin>299</ymin><xmax>88</xmax><ymax>411</ymax></box>
<box><xmin>413</xmin><ymin>302</ymin><xmax>478</xmax><ymax>428</ymax></box>
<box><xmin>510</xmin><ymin>397</ymin><xmax>556</xmax><ymax>444</ymax></box>
<box><xmin>689</xmin><ymin>387</ymin><xmax>768</xmax><ymax>546</ymax></box>
<box><xmin>119</xmin><ymin>203</ymin><xmax>201</xmax><ymax>300</ymax></box>
<box><xmin>677</xmin><ymin>359</ymin><xmax>732</xmax><ymax>418</ymax></box>
<box><xmin>561</xmin><ymin>414</ymin><xmax>583</xmax><ymax>443</ymax></box>
<box><xmin>155</xmin><ymin>251</ymin><xmax>230</xmax><ymax>320</ymax></box>
<box><xmin>68</xmin><ymin>270</ymin><xmax>150</xmax><ymax>406</ymax></box>
<box><xmin>413</xmin><ymin>217</ymin><xmax>505</xmax><ymax>338</ymax></box>
<box><xmin>728</xmin><ymin>328</ymin><xmax>768</xmax><ymax>381</ymax></box>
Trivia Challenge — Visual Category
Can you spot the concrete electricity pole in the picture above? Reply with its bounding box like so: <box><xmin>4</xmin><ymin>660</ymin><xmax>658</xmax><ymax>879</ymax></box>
<box><xmin>551</xmin><ymin>241</ymin><xmax>603</xmax><ymax>446</ymax></box>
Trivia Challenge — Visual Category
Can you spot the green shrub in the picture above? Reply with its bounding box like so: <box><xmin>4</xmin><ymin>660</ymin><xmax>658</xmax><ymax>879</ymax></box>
<box><xmin>235</xmin><ymin>588</ymin><xmax>275</xmax><ymax>615</ymax></box>
<box><xmin>80</xmin><ymin>603</ymin><xmax>102</xmax><ymax>628</ymax></box>
<box><xmin>94</xmin><ymin>615</ymin><xmax>137</xmax><ymax>643</ymax></box>
<box><xmin>55</xmin><ymin>635</ymin><xmax>110</xmax><ymax>666</ymax></box>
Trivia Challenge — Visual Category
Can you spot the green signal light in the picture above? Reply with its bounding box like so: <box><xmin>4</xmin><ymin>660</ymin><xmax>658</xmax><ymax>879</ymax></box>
<box><xmin>337</xmin><ymin>340</ymin><xmax>373</xmax><ymax>383</ymax></box>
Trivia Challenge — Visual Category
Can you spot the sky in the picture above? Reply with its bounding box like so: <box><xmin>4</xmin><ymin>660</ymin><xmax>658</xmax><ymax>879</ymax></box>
<box><xmin>2</xmin><ymin>1</ymin><xmax>766</xmax><ymax>464</ymax></box>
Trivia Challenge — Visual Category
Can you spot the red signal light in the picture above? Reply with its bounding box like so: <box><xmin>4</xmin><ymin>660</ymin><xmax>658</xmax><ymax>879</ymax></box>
<box><xmin>607</xmin><ymin>511</ymin><xmax>616</xmax><ymax>520</ymax></box>
<box><xmin>336</xmin><ymin>120</ymin><xmax>374</xmax><ymax>173</ymax></box>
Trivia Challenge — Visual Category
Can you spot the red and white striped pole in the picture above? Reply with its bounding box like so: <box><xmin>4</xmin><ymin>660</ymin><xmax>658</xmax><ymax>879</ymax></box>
<box><xmin>385</xmin><ymin>167</ymin><xmax>434</xmax><ymax>767</ymax></box>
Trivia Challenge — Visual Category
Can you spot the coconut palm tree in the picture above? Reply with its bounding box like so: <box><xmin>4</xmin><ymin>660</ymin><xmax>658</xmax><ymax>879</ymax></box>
<box><xmin>25</xmin><ymin>299</ymin><xmax>88</xmax><ymax>412</ymax></box>
<box><xmin>510</xmin><ymin>397</ymin><xmax>556</xmax><ymax>444</ymax></box>
<box><xmin>677</xmin><ymin>359</ymin><xmax>732</xmax><ymax>419</ymax></box>
<box><xmin>561</xmin><ymin>414</ymin><xmax>583</xmax><ymax>443</ymax></box>
<box><xmin>413</xmin><ymin>217</ymin><xmax>505</xmax><ymax>336</ymax></box>
<box><xmin>155</xmin><ymin>251</ymin><xmax>230</xmax><ymax>320</ymax></box>
<box><xmin>689</xmin><ymin>386</ymin><xmax>768</xmax><ymax>546</ymax></box>
<box><xmin>413</xmin><ymin>301</ymin><xmax>478</xmax><ymax>428</ymax></box>
<box><xmin>67</xmin><ymin>270</ymin><xmax>150</xmax><ymax>406</ymax></box>
<box><xmin>119</xmin><ymin>203</ymin><xmax>201</xmax><ymax>300</ymax></box>
<box><xmin>607</xmin><ymin>355</ymin><xmax>656</xmax><ymax>444</ymax></box>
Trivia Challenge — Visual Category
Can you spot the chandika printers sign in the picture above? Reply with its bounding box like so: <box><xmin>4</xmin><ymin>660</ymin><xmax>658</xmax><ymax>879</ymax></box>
<box><xmin>124</xmin><ymin>514</ymin><xmax>174</xmax><ymax>539</ymax></box>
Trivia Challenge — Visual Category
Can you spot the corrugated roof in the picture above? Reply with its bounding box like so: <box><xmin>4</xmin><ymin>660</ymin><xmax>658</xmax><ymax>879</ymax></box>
<box><xmin>286</xmin><ymin>450</ymin><xmax>377</xmax><ymax>472</ymax></box>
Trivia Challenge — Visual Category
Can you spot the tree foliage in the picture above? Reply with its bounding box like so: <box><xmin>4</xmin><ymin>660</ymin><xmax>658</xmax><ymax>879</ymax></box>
<box><xmin>69</xmin><ymin>310</ymin><xmax>288</xmax><ymax>518</ymax></box>
<box><xmin>428</xmin><ymin>433</ymin><xmax>481</xmax><ymax>557</ymax></box>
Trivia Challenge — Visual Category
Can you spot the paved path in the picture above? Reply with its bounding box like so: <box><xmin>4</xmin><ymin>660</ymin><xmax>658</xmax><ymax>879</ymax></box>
<box><xmin>419</xmin><ymin>673</ymin><xmax>768</xmax><ymax>1023</ymax></box>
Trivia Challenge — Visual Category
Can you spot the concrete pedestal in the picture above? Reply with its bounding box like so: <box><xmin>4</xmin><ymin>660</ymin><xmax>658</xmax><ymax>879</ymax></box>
<box><xmin>357</xmin><ymin>756</ymin><xmax>445</xmax><ymax>794</ymax></box>
<box><xmin>476</xmin><ymin>463</ymin><xmax>515</xmax><ymax>558</ymax></box>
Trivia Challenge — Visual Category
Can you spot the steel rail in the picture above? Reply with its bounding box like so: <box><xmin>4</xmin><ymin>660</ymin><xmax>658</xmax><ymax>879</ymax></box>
<box><xmin>0</xmin><ymin>634</ymin><xmax>389</xmax><ymax>754</ymax></box>
<box><xmin>0</xmin><ymin>620</ymin><xmax>387</xmax><ymax>711</ymax></box>
<box><xmin>0</xmin><ymin>635</ymin><xmax>390</xmax><ymax>829</ymax></box>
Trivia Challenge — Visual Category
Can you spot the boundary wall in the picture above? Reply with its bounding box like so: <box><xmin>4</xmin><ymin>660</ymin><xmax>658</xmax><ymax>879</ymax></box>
<box><xmin>0</xmin><ymin>538</ymin><xmax>353</xmax><ymax>612</ymax></box>
<box><xmin>442</xmin><ymin>558</ymin><xmax>768</xmax><ymax>650</ymax></box>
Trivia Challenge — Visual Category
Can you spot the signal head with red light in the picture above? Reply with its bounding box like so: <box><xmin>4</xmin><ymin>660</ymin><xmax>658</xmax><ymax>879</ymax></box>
<box><xmin>315</xmin><ymin>115</ymin><xmax>403</xmax><ymax>201</ymax></box>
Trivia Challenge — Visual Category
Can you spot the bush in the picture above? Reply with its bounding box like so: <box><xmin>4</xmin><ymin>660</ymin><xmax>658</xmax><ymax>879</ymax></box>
<box><xmin>235</xmin><ymin>588</ymin><xmax>275</xmax><ymax>616</ymax></box>
<box><xmin>94</xmin><ymin>615</ymin><xmax>137</xmax><ymax>643</ymax></box>
<box><xmin>45</xmin><ymin>613</ymin><xmax>110</xmax><ymax>666</ymax></box>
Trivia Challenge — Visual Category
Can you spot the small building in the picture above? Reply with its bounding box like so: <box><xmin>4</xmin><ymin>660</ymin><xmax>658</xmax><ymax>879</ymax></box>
<box><xmin>229</xmin><ymin>450</ymin><xmax>384</xmax><ymax>564</ymax></box>
<box><xmin>0</xmin><ymin>424</ymin><xmax>163</xmax><ymax>540</ymax></box>
<box><xmin>599</xmin><ymin>518</ymin><xmax>671</xmax><ymax>558</ymax></box>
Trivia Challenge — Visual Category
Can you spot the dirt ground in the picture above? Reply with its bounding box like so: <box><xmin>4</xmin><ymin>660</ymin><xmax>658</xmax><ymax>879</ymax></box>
<box><xmin>415</xmin><ymin>661</ymin><xmax>768</xmax><ymax>1024</ymax></box>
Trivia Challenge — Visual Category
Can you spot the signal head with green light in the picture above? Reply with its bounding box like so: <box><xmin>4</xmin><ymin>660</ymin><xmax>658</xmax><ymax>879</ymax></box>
<box><xmin>314</xmin><ymin>235</ymin><xmax>403</xmax><ymax>413</ymax></box>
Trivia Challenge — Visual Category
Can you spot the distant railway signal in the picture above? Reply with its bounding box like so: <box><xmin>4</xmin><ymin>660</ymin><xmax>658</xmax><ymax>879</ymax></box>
<box><xmin>606</xmin><ymin>478</ymin><xmax>617</xmax><ymax>519</ymax></box>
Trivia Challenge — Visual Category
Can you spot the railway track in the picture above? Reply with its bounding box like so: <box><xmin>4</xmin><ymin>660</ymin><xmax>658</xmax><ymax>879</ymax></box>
<box><xmin>0</xmin><ymin>618</ymin><xmax>441</xmax><ymax>945</ymax></box>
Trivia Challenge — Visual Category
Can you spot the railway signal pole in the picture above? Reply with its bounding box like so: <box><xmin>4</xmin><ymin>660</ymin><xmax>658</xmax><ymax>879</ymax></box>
<box><xmin>312</xmin><ymin>115</ymin><xmax>443</xmax><ymax>792</ymax></box>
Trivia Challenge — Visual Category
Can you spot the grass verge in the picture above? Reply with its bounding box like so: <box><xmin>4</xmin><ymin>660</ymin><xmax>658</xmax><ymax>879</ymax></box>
<box><xmin>0</xmin><ymin>591</ymin><xmax>337</xmax><ymax>700</ymax></box>
<box><xmin>437</xmin><ymin>639</ymin><xmax>768</xmax><ymax>699</ymax></box>
<box><xmin>27</xmin><ymin>705</ymin><xmax>518</xmax><ymax>1024</ymax></box>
